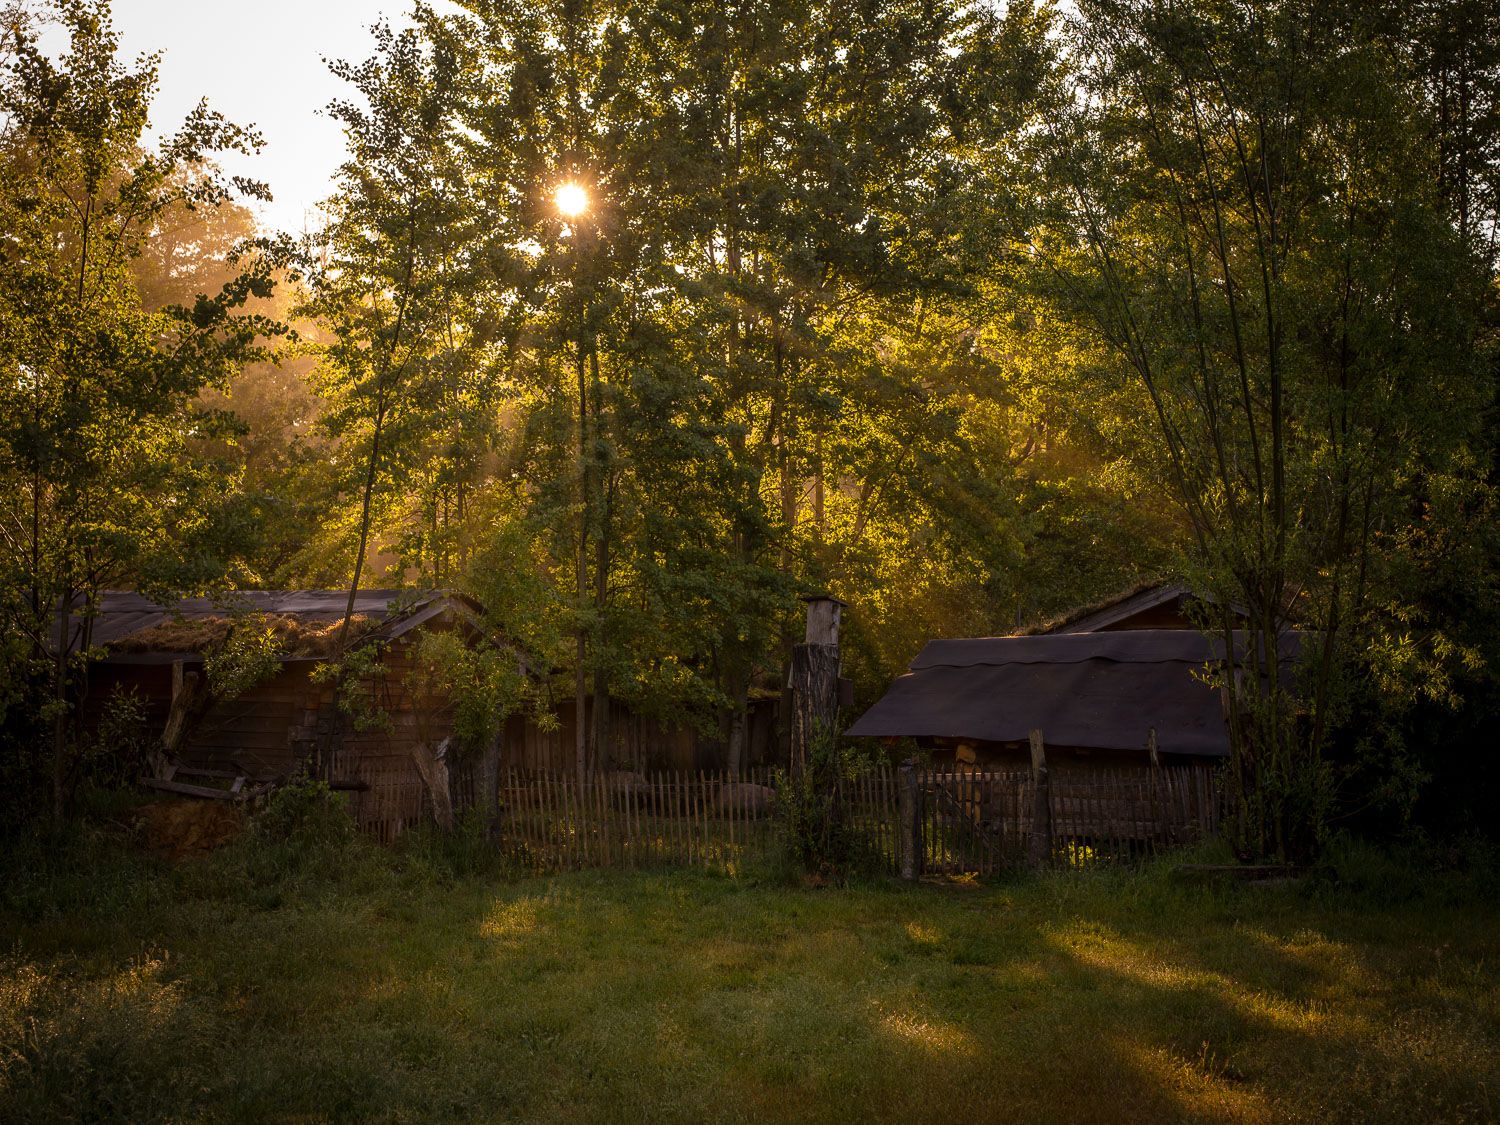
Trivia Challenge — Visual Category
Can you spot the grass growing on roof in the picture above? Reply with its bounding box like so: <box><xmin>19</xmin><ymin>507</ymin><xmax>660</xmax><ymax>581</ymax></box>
<box><xmin>1</xmin><ymin>823</ymin><xmax>1496</xmax><ymax>1123</ymax></box>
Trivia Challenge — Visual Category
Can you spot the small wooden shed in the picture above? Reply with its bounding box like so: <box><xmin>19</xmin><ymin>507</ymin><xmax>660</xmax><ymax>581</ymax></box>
<box><xmin>81</xmin><ymin>590</ymin><xmax>480</xmax><ymax>836</ymax></box>
<box><xmin>81</xmin><ymin>589</ymin><xmax>781</xmax><ymax>837</ymax></box>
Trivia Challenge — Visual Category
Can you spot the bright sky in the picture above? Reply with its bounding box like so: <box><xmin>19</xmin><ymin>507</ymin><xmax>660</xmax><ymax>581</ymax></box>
<box><xmin>98</xmin><ymin>1</ymin><xmax>435</xmax><ymax>234</ymax></box>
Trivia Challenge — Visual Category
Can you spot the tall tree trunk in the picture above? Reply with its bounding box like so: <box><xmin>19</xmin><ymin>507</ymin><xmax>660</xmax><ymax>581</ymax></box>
<box><xmin>726</xmin><ymin>666</ymin><xmax>749</xmax><ymax>776</ymax></box>
<box><xmin>340</xmin><ymin>391</ymin><xmax>388</xmax><ymax>650</ymax></box>
<box><xmin>50</xmin><ymin>585</ymin><xmax>72</xmax><ymax>827</ymax></box>
<box><xmin>590</xmin><ymin>345</ymin><xmax>611</xmax><ymax>768</ymax></box>
<box><xmin>575</xmin><ymin>315</ymin><xmax>590</xmax><ymax>777</ymax></box>
<box><xmin>339</xmin><ymin>223</ymin><xmax>415</xmax><ymax>649</ymax></box>
<box><xmin>813</xmin><ymin>429</ymin><xmax>825</xmax><ymax>546</ymax></box>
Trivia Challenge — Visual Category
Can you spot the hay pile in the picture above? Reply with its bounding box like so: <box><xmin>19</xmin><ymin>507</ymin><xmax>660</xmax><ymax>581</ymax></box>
<box><xmin>135</xmin><ymin>799</ymin><xmax>246</xmax><ymax>860</ymax></box>
<box><xmin>110</xmin><ymin>613</ymin><xmax>376</xmax><ymax>658</ymax></box>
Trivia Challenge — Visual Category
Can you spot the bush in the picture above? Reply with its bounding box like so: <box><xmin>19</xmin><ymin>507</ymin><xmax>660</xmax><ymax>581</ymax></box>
<box><xmin>775</xmin><ymin>725</ymin><xmax>881</xmax><ymax>882</ymax></box>
<box><xmin>254</xmin><ymin>779</ymin><xmax>356</xmax><ymax>850</ymax></box>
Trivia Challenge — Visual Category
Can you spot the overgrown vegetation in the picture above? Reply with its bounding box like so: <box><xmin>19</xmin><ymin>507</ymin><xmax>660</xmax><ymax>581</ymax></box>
<box><xmin>1</xmin><ymin>823</ymin><xmax>1495</xmax><ymax>1122</ymax></box>
<box><xmin>775</xmin><ymin>725</ymin><xmax>882</xmax><ymax>881</ymax></box>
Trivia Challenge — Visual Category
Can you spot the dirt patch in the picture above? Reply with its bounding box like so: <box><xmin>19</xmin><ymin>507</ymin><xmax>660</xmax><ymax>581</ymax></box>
<box><xmin>136</xmin><ymin>799</ymin><xmax>247</xmax><ymax>860</ymax></box>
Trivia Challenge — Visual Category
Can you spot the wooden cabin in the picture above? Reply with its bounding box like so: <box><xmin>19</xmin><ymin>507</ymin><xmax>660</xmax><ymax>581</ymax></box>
<box><xmin>82</xmin><ymin>590</ymin><xmax>778</xmax><ymax>838</ymax></box>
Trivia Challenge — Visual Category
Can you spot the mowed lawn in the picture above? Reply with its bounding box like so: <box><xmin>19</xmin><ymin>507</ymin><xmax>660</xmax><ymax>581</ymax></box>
<box><xmin>2</xmin><ymin>831</ymin><xmax>1497</xmax><ymax>1123</ymax></box>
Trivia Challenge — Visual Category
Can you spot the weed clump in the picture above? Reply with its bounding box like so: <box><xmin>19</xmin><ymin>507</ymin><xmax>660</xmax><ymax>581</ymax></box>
<box><xmin>0</xmin><ymin>955</ymin><xmax>210</xmax><ymax>1123</ymax></box>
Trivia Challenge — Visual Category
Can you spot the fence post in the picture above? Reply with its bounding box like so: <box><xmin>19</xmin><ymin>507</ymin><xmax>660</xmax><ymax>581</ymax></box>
<box><xmin>1028</xmin><ymin>729</ymin><xmax>1053</xmax><ymax>868</ymax></box>
<box><xmin>899</xmin><ymin>759</ymin><xmax>921</xmax><ymax>880</ymax></box>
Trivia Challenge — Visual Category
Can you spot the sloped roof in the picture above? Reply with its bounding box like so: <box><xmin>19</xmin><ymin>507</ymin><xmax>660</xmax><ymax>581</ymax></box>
<box><xmin>846</xmin><ymin>629</ymin><xmax>1301</xmax><ymax>757</ymax></box>
<box><xmin>1018</xmin><ymin>581</ymin><xmax>1255</xmax><ymax>636</ymax></box>
<box><xmin>1012</xmin><ymin>579</ymin><xmax>1171</xmax><ymax>636</ymax></box>
<box><xmin>62</xmin><ymin>590</ymin><xmax>482</xmax><ymax>661</ymax></box>
<box><xmin>1041</xmin><ymin>582</ymin><xmax>1191</xmax><ymax>634</ymax></box>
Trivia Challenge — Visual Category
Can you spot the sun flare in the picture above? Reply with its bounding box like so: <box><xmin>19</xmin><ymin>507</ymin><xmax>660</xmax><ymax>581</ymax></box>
<box><xmin>554</xmin><ymin>182</ymin><xmax>589</xmax><ymax>218</ymax></box>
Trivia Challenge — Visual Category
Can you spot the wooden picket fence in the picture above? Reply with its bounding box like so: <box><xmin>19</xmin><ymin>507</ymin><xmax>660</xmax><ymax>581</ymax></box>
<box><xmin>482</xmin><ymin>767</ymin><xmax>781</xmax><ymax>872</ymax></box>
<box><xmin>325</xmin><ymin>747</ymin><xmax>1223</xmax><ymax>875</ymax></box>
<box><xmin>324</xmin><ymin>748</ymin><xmax>429</xmax><ymax>844</ymax></box>
<box><xmin>909</xmin><ymin>763</ymin><xmax>1221</xmax><ymax>877</ymax></box>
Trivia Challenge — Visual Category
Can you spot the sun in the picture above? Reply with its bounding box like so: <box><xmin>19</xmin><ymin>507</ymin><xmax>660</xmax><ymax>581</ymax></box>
<box><xmin>554</xmin><ymin>182</ymin><xmax>589</xmax><ymax>218</ymax></box>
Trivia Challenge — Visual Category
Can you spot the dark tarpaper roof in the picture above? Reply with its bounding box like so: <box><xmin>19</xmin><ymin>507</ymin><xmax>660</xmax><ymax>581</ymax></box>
<box><xmin>845</xmin><ymin>630</ymin><xmax>1301</xmax><ymax>757</ymax></box>
<box><xmin>58</xmin><ymin>590</ymin><xmax>480</xmax><ymax>660</ymax></box>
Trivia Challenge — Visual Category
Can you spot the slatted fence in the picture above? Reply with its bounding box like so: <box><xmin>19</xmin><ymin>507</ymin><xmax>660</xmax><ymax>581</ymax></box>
<box><xmin>325</xmin><ymin>748</ymin><xmax>428</xmax><ymax>844</ymax></box>
<box><xmin>912</xmin><ymin>763</ymin><xmax>1221</xmax><ymax>876</ymax></box>
<box><xmin>485</xmin><ymin>768</ymin><xmax>780</xmax><ymax>873</ymax></box>
<box><xmin>345</xmin><ymin>758</ymin><xmax>1221</xmax><ymax>876</ymax></box>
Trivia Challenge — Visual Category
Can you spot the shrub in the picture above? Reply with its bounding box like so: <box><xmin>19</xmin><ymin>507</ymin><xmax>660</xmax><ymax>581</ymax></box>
<box><xmin>222</xmin><ymin>779</ymin><xmax>363</xmax><ymax>887</ymax></box>
<box><xmin>254</xmin><ymin>779</ymin><xmax>356</xmax><ymax>850</ymax></box>
<box><xmin>775</xmin><ymin>725</ymin><xmax>880</xmax><ymax>882</ymax></box>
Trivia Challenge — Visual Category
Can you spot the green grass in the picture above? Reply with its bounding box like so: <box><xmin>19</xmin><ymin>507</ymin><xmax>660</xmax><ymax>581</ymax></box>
<box><xmin>2</xmin><ymin>823</ymin><xmax>1497</xmax><ymax>1123</ymax></box>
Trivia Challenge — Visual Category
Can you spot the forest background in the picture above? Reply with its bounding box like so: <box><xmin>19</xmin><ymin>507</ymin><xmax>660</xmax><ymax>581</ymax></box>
<box><xmin>2</xmin><ymin>0</ymin><xmax>1497</xmax><ymax>852</ymax></box>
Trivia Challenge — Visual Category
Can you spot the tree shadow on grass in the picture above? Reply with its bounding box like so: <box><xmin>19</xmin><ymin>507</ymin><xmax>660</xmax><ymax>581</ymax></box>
<box><xmin>4</xmin><ymin>862</ymin><xmax>1498</xmax><ymax>1123</ymax></box>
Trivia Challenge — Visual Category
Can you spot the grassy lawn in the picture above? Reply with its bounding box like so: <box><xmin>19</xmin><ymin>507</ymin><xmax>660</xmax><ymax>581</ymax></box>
<box><xmin>2</xmin><ymin>823</ymin><xmax>1497</xmax><ymax>1123</ymax></box>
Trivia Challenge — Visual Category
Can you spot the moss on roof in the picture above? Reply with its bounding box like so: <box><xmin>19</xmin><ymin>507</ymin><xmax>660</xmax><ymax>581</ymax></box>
<box><xmin>109</xmin><ymin>613</ymin><xmax>377</xmax><ymax>658</ymax></box>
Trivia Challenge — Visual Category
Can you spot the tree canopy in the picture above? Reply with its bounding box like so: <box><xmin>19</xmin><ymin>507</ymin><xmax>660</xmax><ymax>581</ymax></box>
<box><xmin>1</xmin><ymin>0</ymin><xmax>1495</xmax><ymax>848</ymax></box>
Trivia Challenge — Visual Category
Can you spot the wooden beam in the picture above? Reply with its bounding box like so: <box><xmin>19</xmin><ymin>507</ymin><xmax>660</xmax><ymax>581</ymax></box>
<box><xmin>1028</xmin><ymin>729</ymin><xmax>1053</xmax><ymax>868</ymax></box>
<box><xmin>141</xmin><ymin>778</ymin><xmax>241</xmax><ymax>801</ymax></box>
<box><xmin>899</xmin><ymin>760</ymin><xmax>921</xmax><ymax>881</ymax></box>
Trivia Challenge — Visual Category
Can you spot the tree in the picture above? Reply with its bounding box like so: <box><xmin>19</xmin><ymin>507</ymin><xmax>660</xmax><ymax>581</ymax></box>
<box><xmin>1037</xmin><ymin>0</ymin><xmax>1491</xmax><ymax>859</ymax></box>
<box><xmin>301</xmin><ymin>19</ymin><xmax>484</xmax><ymax>648</ymax></box>
<box><xmin>295</xmin><ymin>0</ymin><xmax>1064</xmax><ymax>779</ymax></box>
<box><xmin>0</xmin><ymin>0</ymin><xmax>279</xmax><ymax>824</ymax></box>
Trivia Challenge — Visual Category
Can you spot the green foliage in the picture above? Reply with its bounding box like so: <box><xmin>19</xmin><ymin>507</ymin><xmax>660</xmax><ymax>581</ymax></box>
<box><xmin>774</xmin><ymin>724</ymin><xmax>879</xmax><ymax>880</ymax></box>
<box><xmin>412</xmin><ymin>630</ymin><xmax>531</xmax><ymax>749</ymax></box>
<box><xmin>255</xmin><ymin>779</ymin><xmax>355</xmax><ymax>848</ymax></box>
<box><xmin>0</xmin><ymin>1</ymin><xmax>285</xmax><ymax>824</ymax></box>
<box><xmin>204</xmin><ymin>614</ymin><xmax>284</xmax><ymax>701</ymax></box>
<box><xmin>3</xmin><ymin>0</ymin><xmax>1496</xmax><ymax>854</ymax></box>
<box><xmin>1031</xmin><ymin>0</ymin><xmax>1497</xmax><ymax>858</ymax></box>
<box><xmin>295</xmin><ymin>0</ymin><xmax>1076</xmax><ymax>755</ymax></box>
<box><xmin>74</xmin><ymin>685</ymin><xmax>151</xmax><ymax>792</ymax></box>
<box><xmin>311</xmin><ymin>642</ymin><xmax>393</xmax><ymax>734</ymax></box>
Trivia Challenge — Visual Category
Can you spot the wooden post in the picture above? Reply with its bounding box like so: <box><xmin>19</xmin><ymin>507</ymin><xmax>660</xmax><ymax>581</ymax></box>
<box><xmin>411</xmin><ymin>738</ymin><xmax>455</xmax><ymax>832</ymax></box>
<box><xmin>789</xmin><ymin>594</ymin><xmax>846</xmax><ymax>775</ymax></box>
<box><xmin>1028</xmin><ymin>729</ymin><xmax>1052</xmax><ymax>868</ymax></box>
<box><xmin>899</xmin><ymin>759</ymin><xmax>921</xmax><ymax>880</ymax></box>
<box><xmin>789</xmin><ymin>643</ymin><xmax>840</xmax><ymax>775</ymax></box>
